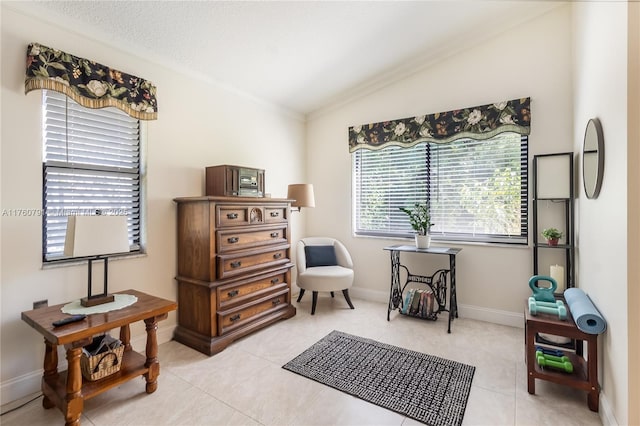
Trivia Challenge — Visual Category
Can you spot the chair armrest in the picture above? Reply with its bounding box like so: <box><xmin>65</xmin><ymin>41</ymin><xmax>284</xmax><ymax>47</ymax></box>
<box><xmin>296</xmin><ymin>241</ymin><xmax>308</xmax><ymax>275</ymax></box>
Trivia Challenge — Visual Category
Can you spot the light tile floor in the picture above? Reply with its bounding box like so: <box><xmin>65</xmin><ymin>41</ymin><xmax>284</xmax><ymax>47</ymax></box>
<box><xmin>2</xmin><ymin>295</ymin><xmax>602</xmax><ymax>425</ymax></box>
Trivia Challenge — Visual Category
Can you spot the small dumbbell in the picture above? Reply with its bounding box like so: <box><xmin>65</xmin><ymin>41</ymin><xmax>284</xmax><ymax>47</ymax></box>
<box><xmin>535</xmin><ymin>350</ymin><xmax>570</xmax><ymax>363</ymax></box>
<box><xmin>533</xmin><ymin>300</ymin><xmax>565</xmax><ymax>309</ymax></box>
<box><xmin>535</xmin><ymin>346</ymin><xmax>565</xmax><ymax>357</ymax></box>
<box><xmin>536</xmin><ymin>353</ymin><xmax>573</xmax><ymax>373</ymax></box>
<box><xmin>528</xmin><ymin>297</ymin><xmax>567</xmax><ymax>320</ymax></box>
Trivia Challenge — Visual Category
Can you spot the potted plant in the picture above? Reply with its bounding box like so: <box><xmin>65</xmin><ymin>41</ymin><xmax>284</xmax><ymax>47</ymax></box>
<box><xmin>399</xmin><ymin>203</ymin><xmax>433</xmax><ymax>249</ymax></box>
<box><xmin>541</xmin><ymin>228</ymin><xmax>563</xmax><ymax>246</ymax></box>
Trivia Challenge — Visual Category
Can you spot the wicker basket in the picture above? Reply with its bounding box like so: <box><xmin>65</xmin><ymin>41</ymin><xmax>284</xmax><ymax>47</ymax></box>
<box><xmin>81</xmin><ymin>343</ymin><xmax>125</xmax><ymax>381</ymax></box>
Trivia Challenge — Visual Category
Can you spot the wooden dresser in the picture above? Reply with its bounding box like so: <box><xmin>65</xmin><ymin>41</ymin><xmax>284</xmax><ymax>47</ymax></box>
<box><xmin>174</xmin><ymin>196</ymin><xmax>296</xmax><ymax>355</ymax></box>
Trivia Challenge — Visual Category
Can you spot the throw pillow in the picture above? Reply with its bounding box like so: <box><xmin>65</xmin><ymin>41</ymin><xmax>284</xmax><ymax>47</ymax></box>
<box><xmin>304</xmin><ymin>245</ymin><xmax>338</xmax><ymax>267</ymax></box>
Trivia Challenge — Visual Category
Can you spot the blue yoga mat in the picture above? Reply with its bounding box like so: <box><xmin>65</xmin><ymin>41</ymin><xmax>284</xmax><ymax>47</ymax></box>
<box><xmin>564</xmin><ymin>288</ymin><xmax>607</xmax><ymax>334</ymax></box>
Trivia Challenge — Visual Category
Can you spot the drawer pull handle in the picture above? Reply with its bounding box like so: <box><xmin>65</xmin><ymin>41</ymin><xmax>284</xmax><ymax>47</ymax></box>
<box><xmin>270</xmin><ymin>232</ymin><xmax>279</xmax><ymax>238</ymax></box>
<box><xmin>273</xmin><ymin>253</ymin><xmax>282</xmax><ymax>259</ymax></box>
<box><xmin>227</xmin><ymin>213</ymin><xmax>238</xmax><ymax>219</ymax></box>
<box><xmin>270</xmin><ymin>211</ymin><xmax>279</xmax><ymax>217</ymax></box>
<box><xmin>230</xmin><ymin>261</ymin><xmax>242</xmax><ymax>268</ymax></box>
<box><xmin>230</xmin><ymin>314</ymin><xmax>241</xmax><ymax>322</ymax></box>
<box><xmin>227</xmin><ymin>237</ymin><xmax>239</xmax><ymax>243</ymax></box>
<box><xmin>272</xmin><ymin>299</ymin><xmax>281</xmax><ymax>306</ymax></box>
<box><xmin>271</xmin><ymin>278</ymin><xmax>279</xmax><ymax>284</ymax></box>
<box><xmin>227</xmin><ymin>289</ymin><xmax>239</xmax><ymax>297</ymax></box>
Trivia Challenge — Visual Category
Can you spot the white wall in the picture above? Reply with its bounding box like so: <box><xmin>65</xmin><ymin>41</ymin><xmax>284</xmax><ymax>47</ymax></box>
<box><xmin>0</xmin><ymin>5</ymin><xmax>305</xmax><ymax>404</ymax></box>
<box><xmin>573</xmin><ymin>3</ymin><xmax>630</xmax><ymax>424</ymax></box>
<box><xmin>306</xmin><ymin>5</ymin><xmax>574</xmax><ymax>324</ymax></box>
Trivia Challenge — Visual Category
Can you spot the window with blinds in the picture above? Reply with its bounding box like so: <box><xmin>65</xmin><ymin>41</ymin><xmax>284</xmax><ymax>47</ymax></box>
<box><xmin>353</xmin><ymin>133</ymin><xmax>528</xmax><ymax>244</ymax></box>
<box><xmin>42</xmin><ymin>90</ymin><xmax>142</xmax><ymax>261</ymax></box>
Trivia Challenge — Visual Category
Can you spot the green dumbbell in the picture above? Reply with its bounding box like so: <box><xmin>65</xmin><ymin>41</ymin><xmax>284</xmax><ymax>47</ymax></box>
<box><xmin>536</xmin><ymin>353</ymin><xmax>573</xmax><ymax>373</ymax></box>
<box><xmin>535</xmin><ymin>350</ymin><xmax>570</xmax><ymax>363</ymax></box>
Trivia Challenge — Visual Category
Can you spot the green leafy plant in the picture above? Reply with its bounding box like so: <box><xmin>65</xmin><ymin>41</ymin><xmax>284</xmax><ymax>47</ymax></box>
<box><xmin>541</xmin><ymin>227</ymin><xmax>563</xmax><ymax>240</ymax></box>
<box><xmin>399</xmin><ymin>203</ymin><xmax>433</xmax><ymax>236</ymax></box>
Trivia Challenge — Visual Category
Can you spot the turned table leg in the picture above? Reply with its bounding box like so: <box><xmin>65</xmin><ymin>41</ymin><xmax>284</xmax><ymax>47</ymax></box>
<box><xmin>42</xmin><ymin>339</ymin><xmax>58</xmax><ymax>409</ymax></box>
<box><xmin>120</xmin><ymin>324</ymin><xmax>132</xmax><ymax>351</ymax></box>
<box><xmin>63</xmin><ymin>345</ymin><xmax>85</xmax><ymax>426</ymax></box>
<box><xmin>144</xmin><ymin>314</ymin><xmax>167</xmax><ymax>394</ymax></box>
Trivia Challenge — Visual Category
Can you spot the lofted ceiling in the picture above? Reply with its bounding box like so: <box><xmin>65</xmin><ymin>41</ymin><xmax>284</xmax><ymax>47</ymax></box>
<box><xmin>9</xmin><ymin>1</ymin><xmax>560</xmax><ymax>117</ymax></box>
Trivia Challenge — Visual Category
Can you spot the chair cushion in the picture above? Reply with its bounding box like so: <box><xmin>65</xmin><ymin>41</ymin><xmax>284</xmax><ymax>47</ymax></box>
<box><xmin>298</xmin><ymin>266</ymin><xmax>354</xmax><ymax>292</ymax></box>
<box><xmin>304</xmin><ymin>245</ymin><xmax>338</xmax><ymax>267</ymax></box>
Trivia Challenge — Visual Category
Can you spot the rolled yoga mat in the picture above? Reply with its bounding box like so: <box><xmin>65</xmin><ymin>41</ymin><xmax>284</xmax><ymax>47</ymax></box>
<box><xmin>564</xmin><ymin>288</ymin><xmax>607</xmax><ymax>334</ymax></box>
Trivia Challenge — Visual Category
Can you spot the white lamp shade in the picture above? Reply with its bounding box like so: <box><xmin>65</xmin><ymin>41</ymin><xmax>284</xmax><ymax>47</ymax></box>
<box><xmin>287</xmin><ymin>184</ymin><xmax>315</xmax><ymax>208</ymax></box>
<box><xmin>64</xmin><ymin>215</ymin><xmax>130</xmax><ymax>257</ymax></box>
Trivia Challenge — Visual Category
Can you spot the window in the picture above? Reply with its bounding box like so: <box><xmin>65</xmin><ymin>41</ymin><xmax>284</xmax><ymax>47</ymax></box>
<box><xmin>353</xmin><ymin>132</ymin><xmax>527</xmax><ymax>244</ymax></box>
<box><xmin>42</xmin><ymin>90</ymin><xmax>142</xmax><ymax>261</ymax></box>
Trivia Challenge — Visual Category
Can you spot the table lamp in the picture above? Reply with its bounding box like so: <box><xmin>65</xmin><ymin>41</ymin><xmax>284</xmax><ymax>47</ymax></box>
<box><xmin>64</xmin><ymin>214</ymin><xmax>130</xmax><ymax>307</ymax></box>
<box><xmin>287</xmin><ymin>184</ymin><xmax>315</xmax><ymax>212</ymax></box>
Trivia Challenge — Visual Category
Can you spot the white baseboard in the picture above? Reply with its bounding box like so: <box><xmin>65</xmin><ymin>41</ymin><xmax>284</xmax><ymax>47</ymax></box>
<box><xmin>599</xmin><ymin>391</ymin><xmax>619</xmax><ymax>426</ymax></box>
<box><xmin>349</xmin><ymin>286</ymin><xmax>390</xmax><ymax>303</ymax></box>
<box><xmin>350</xmin><ymin>286</ymin><xmax>526</xmax><ymax>328</ymax></box>
<box><xmin>0</xmin><ymin>370</ymin><xmax>43</xmax><ymax>408</ymax></box>
<box><xmin>1</xmin><ymin>323</ymin><xmax>176</xmax><ymax>407</ymax></box>
<box><xmin>457</xmin><ymin>303</ymin><xmax>525</xmax><ymax>328</ymax></box>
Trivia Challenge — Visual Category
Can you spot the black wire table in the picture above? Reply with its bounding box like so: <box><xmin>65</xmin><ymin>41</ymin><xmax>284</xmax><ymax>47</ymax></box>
<box><xmin>383</xmin><ymin>245</ymin><xmax>462</xmax><ymax>333</ymax></box>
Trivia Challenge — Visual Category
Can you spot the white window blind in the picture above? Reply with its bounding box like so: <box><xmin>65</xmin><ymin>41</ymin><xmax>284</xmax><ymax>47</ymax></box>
<box><xmin>42</xmin><ymin>90</ymin><xmax>141</xmax><ymax>261</ymax></box>
<box><xmin>353</xmin><ymin>133</ymin><xmax>527</xmax><ymax>244</ymax></box>
<box><xmin>354</xmin><ymin>144</ymin><xmax>429</xmax><ymax>237</ymax></box>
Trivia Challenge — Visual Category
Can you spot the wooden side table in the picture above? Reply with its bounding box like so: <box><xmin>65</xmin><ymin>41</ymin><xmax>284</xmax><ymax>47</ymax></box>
<box><xmin>524</xmin><ymin>302</ymin><xmax>599</xmax><ymax>411</ymax></box>
<box><xmin>21</xmin><ymin>289</ymin><xmax>177</xmax><ymax>426</ymax></box>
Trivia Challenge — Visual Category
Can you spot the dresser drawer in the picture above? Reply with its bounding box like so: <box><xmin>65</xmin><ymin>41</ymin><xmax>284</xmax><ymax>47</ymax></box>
<box><xmin>217</xmin><ymin>245</ymin><xmax>290</xmax><ymax>279</ymax></box>
<box><xmin>264</xmin><ymin>207</ymin><xmax>288</xmax><ymax>223</ymax></box>
<box><xmin>218</xmin><ymin>270</ymin><xmax>288</xmax><ymax>310</ymax></box>
<box><xmin>217</xmin><ymin>225</ymin><xmax>287</xmax><ymax>253</ymax></box>
<box><xmin>217</xmin><ymin>204</ymin><xmax>288</xmax><ymax>228</ymax></box>
<box><xmin>217</xmin><ymin>206</ymin><xmax>249</xmax><ymax>227</ymax></box>
<box><xmin>218</xmin><ymin>288</ymin><xmax>289</xmax><ymax>335</ymax></box>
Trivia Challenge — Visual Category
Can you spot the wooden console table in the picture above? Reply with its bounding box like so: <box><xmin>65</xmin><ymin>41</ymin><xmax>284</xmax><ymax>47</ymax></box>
<box><xmin>384</xmin><ymin>245</ymin><xmax>461</xmax><ymax>333</ymax></box>
<box><xmin>21</xmin><ymin>289</ymin><xmax>177</xmax><ymax>426</ymax></box>
<box><xmin>525</xmin><ymin>302</ymin><xmax>599</xmax><ymax>411</ymax></box>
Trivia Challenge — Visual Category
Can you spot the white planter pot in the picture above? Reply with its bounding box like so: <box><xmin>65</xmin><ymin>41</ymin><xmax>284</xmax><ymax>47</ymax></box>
<box><xmin>415</xmin><ymin>234</ymin><xmax>431</xmax><ymax>249</ymax></box>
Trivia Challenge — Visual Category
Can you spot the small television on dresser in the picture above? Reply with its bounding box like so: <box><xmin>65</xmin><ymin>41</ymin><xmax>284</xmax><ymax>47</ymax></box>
<box><xmin>206</xmin><ymin>164</ymin><xmax>265</xmax><ymax>197</ymax></box>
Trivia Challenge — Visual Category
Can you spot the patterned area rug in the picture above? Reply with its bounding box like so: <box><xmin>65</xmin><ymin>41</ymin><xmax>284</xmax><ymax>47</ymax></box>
<box><xmin>283</xmin><ymin>330</ymin><xmax>475</xmax><ymax>426</ymax></box>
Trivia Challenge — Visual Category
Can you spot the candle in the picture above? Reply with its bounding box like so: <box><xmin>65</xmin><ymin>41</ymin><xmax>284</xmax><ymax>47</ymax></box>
<box><xmin>550</xmin><ymin>264</ymin><xmax>565</xmax><ymax>292</ymax></box>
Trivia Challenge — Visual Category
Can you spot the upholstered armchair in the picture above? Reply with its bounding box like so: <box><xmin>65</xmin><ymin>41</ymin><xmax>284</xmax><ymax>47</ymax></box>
<box><xmin>295</xmin><ymin>237</ymin><xmax>355</xmax><ymax>315</ymax></box>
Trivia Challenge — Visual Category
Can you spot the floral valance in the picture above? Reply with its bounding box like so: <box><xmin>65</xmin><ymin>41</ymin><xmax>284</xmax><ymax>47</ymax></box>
<box><xmin>348</xmin><ymin>97</ymin><xmax>530</xmax><ymax>152</ymax></box>
<box><xmin>25</xmin><ymin>42</ymin><xmax>158</xmax><ymax>120</ymax></box>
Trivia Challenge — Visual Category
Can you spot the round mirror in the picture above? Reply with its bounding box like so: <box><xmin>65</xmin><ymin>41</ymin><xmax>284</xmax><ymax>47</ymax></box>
<box><xmin>582</xmin><ymin>118</ymin><xmax>604</xmax><ymax>199</ymax></box>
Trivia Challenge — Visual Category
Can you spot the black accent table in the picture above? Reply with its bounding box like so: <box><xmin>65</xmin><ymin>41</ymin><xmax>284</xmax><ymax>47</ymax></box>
<box><xmin>383</xmin><ymin>245</ymin><xmax>462</xmax><ymax>333</ymax></box>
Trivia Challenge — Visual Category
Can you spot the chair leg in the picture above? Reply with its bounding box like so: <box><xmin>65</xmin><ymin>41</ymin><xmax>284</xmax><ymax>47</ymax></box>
<box><xmin>311</xmin><ymin>291</ymin><xmax>318</xmax><ymax>315</ymax></box>
<box><xmin>296</xmin><ymin>288</ymin><xmax>305</xmax><ymax>302</ymax></box>
<box><xmin>330</xmin><ymin>291</ymin><xmax>335</xmax><ymax>298</ymax></box>
<box><xmin>342</xmin><ymin>289</ymin><xmax>355</xmax><ymax>310</ymax></box>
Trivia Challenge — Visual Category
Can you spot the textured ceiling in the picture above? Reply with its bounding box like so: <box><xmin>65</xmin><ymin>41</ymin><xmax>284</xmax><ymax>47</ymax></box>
<box><xmin>10</xmin><ymin>1</ymin><xmax>559</xmax><ymax>116</ymax></box>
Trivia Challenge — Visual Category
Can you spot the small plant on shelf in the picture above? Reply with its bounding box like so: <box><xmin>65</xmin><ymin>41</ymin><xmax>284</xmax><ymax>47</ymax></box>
<box><xmin>541</xmin><ymin>228</ymin><xmax>563</xmax><ymax>246</ymax></box>
<box><xmin>399</xmin><ymin>203</ymin><xmax>432</xmax><ymax>235</ymax></box>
